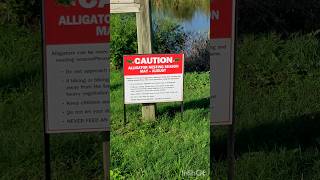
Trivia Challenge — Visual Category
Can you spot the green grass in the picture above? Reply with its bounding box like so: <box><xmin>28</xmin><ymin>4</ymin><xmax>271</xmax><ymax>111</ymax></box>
<box><xmin>110</xmin><ymin>70</ymin><xmax>210</xmax><ymax>179</ymax></box>
<box><xmin>1</xmin><ymin>25</ymin><xmax>320</xmax><ymax>179</ymax></box>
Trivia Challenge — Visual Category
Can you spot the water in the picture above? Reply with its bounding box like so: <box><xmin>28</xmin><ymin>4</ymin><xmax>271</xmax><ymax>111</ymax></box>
<box><xmin>152</xmin><ymin>0</ymin><xmax>210</xmax><ymax>35</ymax></box>
<box><xmin>181</xmin><ymin>10</ymin><xmax>209</xmax><ymax>34</ymax></box>
<box><xmin>151</xmin><ymin>0</ymin><xmax>210</xmax><ymax>56</ymax></box>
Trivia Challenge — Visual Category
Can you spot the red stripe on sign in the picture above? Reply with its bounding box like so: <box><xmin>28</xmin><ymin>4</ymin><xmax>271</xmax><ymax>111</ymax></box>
<box><xmin>210</xmin><ymin>0</ymin><xmax>233</xmax><ymax>39</ymax></box>
<box><xmin>123</xmin><ymin>54</ymin><xmax>184</xmax><ymax>76</ymax></box>
<box><xmin>44</xmin><ymin>0</ymin><xmax>110</xmax><ymax>44</ymax></box>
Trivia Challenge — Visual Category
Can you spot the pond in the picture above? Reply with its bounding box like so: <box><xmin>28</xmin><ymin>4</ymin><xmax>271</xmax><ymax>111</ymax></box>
<box><xmin>152</xmin><ymin>0</ymin><xmax>210</xmax><ymax>35</ymax></box>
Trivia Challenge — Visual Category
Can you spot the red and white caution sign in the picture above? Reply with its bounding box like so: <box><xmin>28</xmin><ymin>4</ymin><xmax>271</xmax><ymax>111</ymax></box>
<box><xmin>42</xmin><ymin>0</ymin><xmax>110</xmax><ymax>133</ymax></box>
<box><xmin>123</xmin><ymin>54</ymin><xmax>184</xmax><ymax>104</ymax></box>
<box><xmin>210</xmin><ymin>0</ymin><xmax>236</xmax><ymax>125</ymax></box>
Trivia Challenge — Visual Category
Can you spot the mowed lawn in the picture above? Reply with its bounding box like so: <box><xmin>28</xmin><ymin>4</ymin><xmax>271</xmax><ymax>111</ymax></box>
<box><xmin>1</xmin><ymin>26</ymin><xmax>320</xmax><ymax>179</ymax></box>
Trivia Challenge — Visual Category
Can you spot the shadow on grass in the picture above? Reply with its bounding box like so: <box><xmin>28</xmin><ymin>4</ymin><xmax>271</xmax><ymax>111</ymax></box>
<box><xmin>211</xmin><ymin>112</ymin><xmax>320</xmax><ymax>160</ymax></box>
<box><xmin>0</xmin><ymin>69</ymin><xmax>39</xmax><ymax>90</ymax></box>
<box><xmin>110</xmin><ymin>82</ymin><xmax>122</xmax><ymax>91</ymax></box>
<box><xmin>156</xmin><ymin>97</ymin><xmax>210</xmax><ymax>118</ymax></box>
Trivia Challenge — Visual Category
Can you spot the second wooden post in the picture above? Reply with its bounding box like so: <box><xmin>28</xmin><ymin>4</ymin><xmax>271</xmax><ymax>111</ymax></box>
<box><xmin>136</xmin><ymin>0</ymin><xmax>156</xmax><ymax>121</ymax></box>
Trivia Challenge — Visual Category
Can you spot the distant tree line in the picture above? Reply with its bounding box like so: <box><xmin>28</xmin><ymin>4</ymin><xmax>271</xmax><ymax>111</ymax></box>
<box><xmin>1</xmin><ymin>0</ymin><xmax>320</xmax><ymax>34</ymax></box>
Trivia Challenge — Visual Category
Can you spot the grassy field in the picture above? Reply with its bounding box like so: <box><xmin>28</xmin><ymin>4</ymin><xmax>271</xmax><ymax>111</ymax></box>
<box><xmin>1</xmin><ymin>25</ymin><xmax>320</xmax><ymax>179</ymax></box>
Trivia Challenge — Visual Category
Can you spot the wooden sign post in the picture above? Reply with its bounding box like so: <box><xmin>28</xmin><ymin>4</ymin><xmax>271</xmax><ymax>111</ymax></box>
<box><xmin>111</xmin><ymin>0</ymin><xmax>156</xmax><ymax>121</ymax></box>
<box><xmin>136</xmin><ymin>0</ymin><xmax>155</xmax><ymax>121</ymax></box>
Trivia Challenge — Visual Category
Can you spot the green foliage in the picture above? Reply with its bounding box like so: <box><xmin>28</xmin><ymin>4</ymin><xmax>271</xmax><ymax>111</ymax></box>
<box><xmin>280</xmin><ymin>34</ymin><xmax>320</xmax><ymax>75</ymax></box>
<box><xmin>110</xmin><ymin>169</ymin><xmax>125</xmax><ymax>179</ymax></box>
<box><xmin>0</xmin><ymin>25</ymin><xmax>41</xmax><ymax>90</ymax></box>
<box><xmin>152</xmin><ymin>17</ymin><xmax>188</xmax><ymax>54</ymax></box>
<box><xmin>185</xmin><ymin>34</ymin><xmax>210</xmax><ymax>72</ymax></box>
<box><xmin>110</xmin><ymin>15</ymin><xmax>188</xmax><ymax>69</ymax></box>
<box><xmin>237</xmin><ymin>33</ymin><xmax>320</xmax><ymax>88</ymax></box>
<box><xmin>110</xmin><ymin>14</ymin><xmax>138</xmax><ymax>69</ymax></box>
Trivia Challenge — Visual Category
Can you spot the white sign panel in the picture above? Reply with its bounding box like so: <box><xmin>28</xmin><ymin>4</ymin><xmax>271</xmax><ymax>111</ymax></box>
<box><xmin>123</xmin><ymin>54</ymin><xmax>184</xmax><ymax>104</ymax></box>
<box><xmin>43</xmin><ymin>0</ymin><xmax>110</xmax><ymax>133</ymax></box>
<box><xmin>210</xmin><ymin>0</ymin><xmax>236</xmax><ymax>125</ymax></box>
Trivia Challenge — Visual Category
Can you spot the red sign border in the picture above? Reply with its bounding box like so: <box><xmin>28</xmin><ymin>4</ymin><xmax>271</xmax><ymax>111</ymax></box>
<box><xmin>123</xmin><ymin>53</ymin><xmax>185</xmax><ymax>104</ymax></box>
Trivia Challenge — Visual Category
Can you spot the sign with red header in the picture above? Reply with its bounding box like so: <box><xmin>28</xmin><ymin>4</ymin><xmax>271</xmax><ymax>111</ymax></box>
<box><xmin>43</xmin><ymin>0</ymin><xmax>110</xmax><ymax>133</ymax></box>
<box><xmin>210</xmin><ymin>0</ymin><xmax>236</xmax><ymax>125</ymax></box>
<box><xmin>210</xmin><ymin>0</ymin><xmax>233</xmax><ymax>39</ymax></box>
<box><xmin>124</xmin><ymin>54</ymin><xmax>184</xmax><ymax>104</ymax></box>
<box><xmin>45</xmin><ymin>0</ymin><xmax>110</xmax><ymax>44</ymax></box>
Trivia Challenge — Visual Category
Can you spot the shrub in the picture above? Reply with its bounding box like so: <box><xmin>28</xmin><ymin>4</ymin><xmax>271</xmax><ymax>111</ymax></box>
<box><xmin>237</xmin><ymin>33</ymin><xmax>320</xmax><ymax>89</ymax></box>
<box><xmin>152</xmin><ymin>17</ymin><xmax>188</xmax><ymax>54</ymax></box>
<box><xmin>110</xmin><ymin>14</ymin><xmax>138</xmax><ymax>69</ymax></box>
<box><xmin>110</xmin><ymin>15</ymin><xmax>188</xmax><ymax>69</ymax></box>
<box><xmin>184</xmin><ymin>33</ymin><xmax>210</xmax><ymax>72</ymax></box>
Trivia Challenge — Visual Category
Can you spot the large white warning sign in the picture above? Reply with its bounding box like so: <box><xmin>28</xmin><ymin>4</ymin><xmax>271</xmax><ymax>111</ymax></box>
<box><xmin>210</xmin><ymin>0</ymin><xmax>236</xmax><ymax>125</ymax></box>
<box><xmin>123</xmin><ymin>54</ymin><xmax>184</xmax><ymax>104</ymax></box>
<box><xmin>42</xmin><ymin>0</ymin><xmax>110</xmax><ymax>133</ymax></box>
